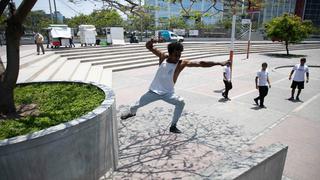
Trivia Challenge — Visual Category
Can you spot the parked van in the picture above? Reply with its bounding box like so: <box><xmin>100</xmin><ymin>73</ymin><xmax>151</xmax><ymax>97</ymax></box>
<box><xmin>157</xmin><ymin>30</ymin><xmax>184</xmax><ymax>42</ymax></box>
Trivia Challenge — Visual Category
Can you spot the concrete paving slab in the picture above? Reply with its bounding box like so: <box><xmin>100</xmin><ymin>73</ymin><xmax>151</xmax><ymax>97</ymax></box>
<box><xmin>253</xmin><ymin>115</ymin><xmax>320</xmax><ymax>180</ymax></box>
<box><xmin>113</xmin><ymin>48</ymin><xmax>320</xmax><ymax>179</ymax></box>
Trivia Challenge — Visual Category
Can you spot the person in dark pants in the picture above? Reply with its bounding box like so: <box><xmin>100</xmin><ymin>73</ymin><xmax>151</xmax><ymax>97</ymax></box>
<box><xmin>222</xmin><ymin>61</ymin><xmax>232</xmax><ymax>100</ymax></box>
<box><xmin>288</xmin><ymin>58</ymin><xmax>309</xmax><ymax>101</ymax></box>
<box><xmin>254</xmin><ymin>62</ymin><xmax>271</xmax><ymax>108</ymax></box>
<box><xmin>34</xmin><ymin>32</ymin><xmax>45</xmax><ymax>55</ymax></box>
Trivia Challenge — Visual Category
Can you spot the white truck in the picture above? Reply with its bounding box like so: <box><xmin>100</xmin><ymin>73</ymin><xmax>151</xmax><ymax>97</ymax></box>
<box><xmin>78</xmin><ymin>24</ymin><xmax>97</xmax><ymax>46</ymax></box>
<box><xmin>106</xmin><ymin>27</ymin><xmax>125</xmax><ymax>45</ymax></box>
<box><xmin>48</xmin><ymin>24</ymin><xmax>72</xmax><ymax>48</ymax></box>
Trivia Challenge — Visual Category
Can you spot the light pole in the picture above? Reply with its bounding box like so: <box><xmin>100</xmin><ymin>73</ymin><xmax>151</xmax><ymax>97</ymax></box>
<box><xmin>48</xmin><ymin>0</ymin><xmax>53</xmax><ymax>24</ymax></box>
<box><xmin>139</xmin><ymin>0</ymin><xmax>143</xmax><ymax>42</ymax></box>
<box><xmin>53</xmin><ymin>0</ymin><xmax>58</xmax><ymax>23</ymax></box>
<box><xmin>229</xmin><ymin>0</ymin><xmax>237</xmax><ymax>66</ymax></box>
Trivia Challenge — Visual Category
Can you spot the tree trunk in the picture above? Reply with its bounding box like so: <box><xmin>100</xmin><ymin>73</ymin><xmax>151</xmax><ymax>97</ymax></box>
<box><xmin>285</xmin><ymin>41</ymin><xmax>289</xmax><ymax>55</ymax></box>
<box><xmin>0</xmin><ymin>20</ymin><xmax>22</xmax><ymax>114</ymax></box>
<box><xmin>0</xmin><ymin>0</ymin><xmax>37</xmax><ymax>115</ymax></box>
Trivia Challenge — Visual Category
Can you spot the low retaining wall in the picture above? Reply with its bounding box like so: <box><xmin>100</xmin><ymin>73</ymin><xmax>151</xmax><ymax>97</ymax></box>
<box><xmin>0</xmin><ymin>81</ymin><xmax>118</xmax><ymax>180</ymax></box>
<box><xmin>223</xmin><ymin>143</ymin><xmax>288</xmax><ymax>180</ymax></box>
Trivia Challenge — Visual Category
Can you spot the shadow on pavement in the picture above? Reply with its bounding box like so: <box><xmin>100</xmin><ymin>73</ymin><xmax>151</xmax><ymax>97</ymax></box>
<box><xmin>263</xmin><ymin>53</ymin><xmax>307</xmax><ymax>59</ymax></box>
<box><xmin>115</xmin><ymin>106</ymin><xmax>253</xmax><ymax>179</ymax></box>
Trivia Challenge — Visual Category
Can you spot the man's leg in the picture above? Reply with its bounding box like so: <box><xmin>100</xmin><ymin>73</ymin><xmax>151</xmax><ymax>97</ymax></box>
<box><xmin>162</xmin><ymin>93</ymin><xmax>185</xmax><ymax>133</ymax></box>
<box><xmin>260</xmin><ymin>86</ymin><xmax>268</xmax><ymax>107</ymax></box>
<box><xmin>121</xmin><ymin>90</ymin><xmax>160</xmax><ymax>119</ymax></box>
<box><xmin>40</xmin><ymin>44</ymin><xmax>45</xmax><ymax>54</ymax></box>
<box><xmin>291</xmin><ymin>88</ymin><xmax>295</xmax><ymax>99</ymax></box>
<box><xmin>296</xmin><ymin>89</ymin><xmax>302</xmax><ymax>100</ymax></box>
<box><xmin>254</xmin><ymin>87</ymin><xmax>262</xmax><ymax>105</ymax></box>
<box><xmin>222</xmin><ymin>80</ymin><xmax>227</xmax><ymax>98</ymax></box>
<box><xmin>225</xmin><ymin>81</ymin><xmax>232</xmax><ymax>99</ymax></box>
<box><xmin>36</xmin><ymin>44</ymin><xmax>40</xmax><ymax>55</ymax></box>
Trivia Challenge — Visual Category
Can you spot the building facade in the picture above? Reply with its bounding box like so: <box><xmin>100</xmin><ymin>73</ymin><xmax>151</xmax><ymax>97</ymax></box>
<box><xmin>295</xmin><ymin>0</ymin><xmax>320</xmax><ymax>27</ymax></box>
<box><xmin>145</xmin><ymin>0</ymin><xmax>223</xmax><ymax>27</ymax></box>
<box><xmin>262</xmin><ymin>0</ymin><xmax>297</xmax><ymax>24</ymax></box>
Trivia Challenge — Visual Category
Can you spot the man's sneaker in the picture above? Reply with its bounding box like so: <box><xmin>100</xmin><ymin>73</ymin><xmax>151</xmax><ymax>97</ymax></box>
<box><xmin>288</xmin><ymin>97</ymin><xmax>294</xmax><ymax>101</ymax></box>
<box><xmin>259</xmin><ymin>105</ymin><xmax>267</xmax><ymax>108</ymax></box>
<box><xmin>225</xmin><ymin>97</ymin><xmax>231</xmax><ymax>101</ymax></box>
<box><xmin>296</xmin><ymin>97</ymin><xmax>300</xmax><ymax>101</ymax></box>
<box><xmin>254</xmin><ymin>98</ymin><xmax>259</xmax><ymax>105</ymax></box>
<box><xmin>169</xmin><ymin>126</ymin><xmax>182</xmax><ymax>133</ymax></box>
<box><xmin>120</xmin><ymin>112</ymin><xmax>136</xmax><ymax>120</ymax></box>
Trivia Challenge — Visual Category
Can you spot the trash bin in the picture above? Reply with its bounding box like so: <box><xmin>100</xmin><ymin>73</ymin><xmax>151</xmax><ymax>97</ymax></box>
<box><xmin>96</xmin><ymin>39</ymin><xmax>101</xmax><ymax>45</ymax></box>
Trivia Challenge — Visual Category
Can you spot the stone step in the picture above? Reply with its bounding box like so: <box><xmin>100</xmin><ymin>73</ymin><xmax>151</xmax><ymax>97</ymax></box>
<box><xmin>86</xmin><ymin>65</ymin><xmax>104</xmax><ymax>83</ymax></box>
<box><xmin>32</xmin><ymin>57</ymin><xmax>67</xmax><ymax>82</ymax></box>
<box><xmin>54</xmin><ymin>44</ymin><xmax>146</xmax><ymax>54</ymax></box>
<box><xmin>66</xmin><ymin>48</ymin><xmax>161</xmax><ymax>60</ymax></box>
<box><xmin>17</xmin><ymin>54</ymin><xmax>60</xmax><ymax>83</ymax></box>
<box><xmin>93</xmin><ymin>50</ymin><xmax>227</xmax><ymax>67</ymax></box>
<box><xmin>20</xmin><ymin>52</ymin><xmax>55</xmax><ymax>69</ymax></box>
<box><xmin>110</xmin><ymin>61</ymin><xmax>158</xmax><ymax>72</ymax></box>
<box><xmin>99</xmin><ymin>68</ymin><xmax>112</xmax><ymax>87</ymax></box>
<box><xmin>51</xmin><ymin>60</ymin><xmax>80</xmax><ymax>81</ymax></box>
<box><xmin>70</xmin><ymin>62</ymin><xmax>92</xmax><ymax>82</ymax></box>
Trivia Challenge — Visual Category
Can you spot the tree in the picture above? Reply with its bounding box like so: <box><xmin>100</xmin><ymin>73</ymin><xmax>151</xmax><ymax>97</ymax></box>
<box><xmin>0</xmin><ymin>0</ymin><xmax>37</xmax><ymax>115</ymax></box>
<box><xmin>66</xmin><ymin>13</ymin><xmax>92</xmax><ymax>28</ymax></box>
<box><xmin>24</xmin><ymin>10</ymin><xmax>51</xmax><ymax>33</ymax></box>
<box><xmin>265</xmin><ymin>13</ymin><xmax>313</xmax><ymax>55</ymax></box>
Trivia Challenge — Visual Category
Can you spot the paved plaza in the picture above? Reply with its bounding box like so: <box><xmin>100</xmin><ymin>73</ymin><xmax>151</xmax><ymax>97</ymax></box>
<box><xmin>112</xmin><ymin>48</ymin><xmax>320</xmax><ymax>179</ymax></box>
<box><xmin>2</xmin><ymin>44</ymin><xmax>319</xmax><ymax>179</ymax></box>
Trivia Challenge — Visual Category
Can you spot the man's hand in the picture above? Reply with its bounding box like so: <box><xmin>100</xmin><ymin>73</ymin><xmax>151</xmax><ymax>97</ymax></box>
<box><xmin>256</xmin><ymin>85</ymin><xmax>259</xmax><ymax>90</ymax></box>
<box><xmin>289</xmin><ymin>76</ymin><xmax>292</xmax><ymax>80</ymax></box>
<box><xmin>146</xmin><ymin>39</ymin><xmax>156</xmax><ymax>49</ymax></box>
<box><xmin>269</xmin><ymin>84</ymin><xmax>271</xmax><ymax>88</ymax></box>
<box><xmin>306</xmin><ymin>79</ymin><xmax>309</xmax><ymax>83</ymax></box>
<box><xmin>220</xmin><ymin>60</ymin><xmax>231</xmax><ymax>66</ymax></box>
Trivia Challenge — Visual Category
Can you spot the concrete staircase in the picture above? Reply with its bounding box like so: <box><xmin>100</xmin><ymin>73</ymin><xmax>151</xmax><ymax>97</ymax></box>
<box><xmin>14</xmin><ymin>42</ymin><xmax>320</xmax><ymax>87</ymax></box>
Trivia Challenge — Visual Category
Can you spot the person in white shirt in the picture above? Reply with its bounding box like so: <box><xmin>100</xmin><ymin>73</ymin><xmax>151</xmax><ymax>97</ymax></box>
<box><xmin>34</xmin><ymin>32</ymin><xmax>45</xmax><ymax>55</ymax></box>
<box><xmin>288</xmin><ymin>58</ymin><xmax>309</xmax><ymax>101</ymax></box>
<box><xmin>254</xmin><ymin>62</ymin><xmax>271</xmax><ymax>108</ymax></box>
<box><xmin>222</xmin><ymin>61</ymin><xmax>232</xmax><ymax>100</ymax></box>
<box><xmin>121</xmin><ymin>39</ymin><xmax>230</xmax><ymax>133</ymax></box>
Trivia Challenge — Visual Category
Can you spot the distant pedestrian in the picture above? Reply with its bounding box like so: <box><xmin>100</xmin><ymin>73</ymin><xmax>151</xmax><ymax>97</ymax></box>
<box><xmin>288</xmin><ymin>58</ymin><xmax>309</xmax><ymax>101</ymax></box>
<box><xmin>69</xmin><ymin>36</ymin><xmax>75</xmax><ymax>48</ymax></box>
<box><xmin>120</xmin><ymin>39</ymin><xmax>229</xmax><ymax>133</ymax></box>
<box><xmin>254</xmin><ymin>62</ymin><xmax>271</xmax><ymax>108</ymax></box>
<box><xmin>34</xmin><ymin>32</ymin><xmax>45</xmax><ymax>55</ymax></box>
<box><xmin>222</xmin><ymin>61</ymin><xmax>232</xmax><ymax>100</ymax></box>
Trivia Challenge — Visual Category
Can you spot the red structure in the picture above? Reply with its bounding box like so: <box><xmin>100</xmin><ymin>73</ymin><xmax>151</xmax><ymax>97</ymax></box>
<box><xmin>295</xmin><ymin>0</ymin><xmax>306</xmax><ymax>19</ymax></box>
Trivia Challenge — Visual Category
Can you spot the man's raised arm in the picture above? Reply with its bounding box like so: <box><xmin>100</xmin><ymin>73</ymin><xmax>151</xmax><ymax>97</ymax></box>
<box><xmin>182</xmin><ymin>59</ymin><xmax>230</xmax><ymax>68</ymax></box>
<box><xmin>146</xmin><ymin>39</ymin><xmax>167</xmax><ymax>65</ymax></box>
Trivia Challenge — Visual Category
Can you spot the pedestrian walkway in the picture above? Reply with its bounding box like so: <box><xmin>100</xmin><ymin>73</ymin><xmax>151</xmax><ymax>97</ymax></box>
<box><xmin>112</xmin><ymin>49</ymin><xmax>320</xmax><ymax>179</ymax></box>
<box><xmin>2</xmin><ymin>43</ymin><xmax>320</xmax><ymax>179</ymax></box>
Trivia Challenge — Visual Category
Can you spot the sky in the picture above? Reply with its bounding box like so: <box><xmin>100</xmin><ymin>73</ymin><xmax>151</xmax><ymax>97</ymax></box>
<box><xmin>14</xmin><ymin>0</ymin><xmax>105</xmax><ymax>18</ymax></box>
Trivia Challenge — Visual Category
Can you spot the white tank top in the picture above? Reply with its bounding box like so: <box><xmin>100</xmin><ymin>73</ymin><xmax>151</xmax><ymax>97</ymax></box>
<box><xmin>149</xmin><ymin>61</ymin><xmax>178</xmax><ymax>95</ymax></box>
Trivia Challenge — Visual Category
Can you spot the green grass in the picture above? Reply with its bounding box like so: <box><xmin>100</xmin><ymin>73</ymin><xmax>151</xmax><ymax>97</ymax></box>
<box><xmin>0</xmin><ymin>82</ymin><xmax>105</xmax><ymax>140</ymax></box>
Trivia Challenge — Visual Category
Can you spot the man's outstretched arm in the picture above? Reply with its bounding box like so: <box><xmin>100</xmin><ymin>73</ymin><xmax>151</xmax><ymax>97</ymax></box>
<box><xmin>146</xmin><ymin>39</ymin><xmax>167</xmax><ymax>65</ymax></box>
<box><xmin>182</xmin><ymin>60</ymin><xmax>230</xmax><ymax>68</ymax></box>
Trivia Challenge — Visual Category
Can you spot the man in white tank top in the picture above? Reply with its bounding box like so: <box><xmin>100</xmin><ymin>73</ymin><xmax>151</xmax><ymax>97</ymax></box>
<box><xmin>121</xmin><ymin>39</ymin><xmax>230</xmax><ymax>133</ymax></box>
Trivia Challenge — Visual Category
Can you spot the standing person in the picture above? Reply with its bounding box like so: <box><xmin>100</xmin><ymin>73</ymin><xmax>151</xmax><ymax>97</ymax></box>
<box><xmin>254</xmin><ymin>62</ymin><xmax>271</xmax><ymax>108</ymax></box>
<box><xmin>222</xmin><ymin>61</ymin><xmax>232</xmax><ymax>100</ymax></box>
<box><xmin>121</xmin><ymin>39</ymin><xmax>230</xmax><ymax>133</ymax></box>
<box><xmin>288</xmin><ymin>58</ymin><xmax>309</xmax><ymax>101</ymax></box>
<box><xmin>69</xmin><ymin>36</ymin><xmax>75</xmax><ymax>48</ymax></box>
<box><xmin>34</xmin><ymin>32</ymin><xmax>45</xmax><ymax>55</ymax></box>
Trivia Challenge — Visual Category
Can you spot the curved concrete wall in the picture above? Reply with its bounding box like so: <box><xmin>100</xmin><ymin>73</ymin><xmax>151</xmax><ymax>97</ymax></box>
<box><xmin>0</xmin><ymin>81</ymin><xmax>118</xmax><ymax>180</ymax></box>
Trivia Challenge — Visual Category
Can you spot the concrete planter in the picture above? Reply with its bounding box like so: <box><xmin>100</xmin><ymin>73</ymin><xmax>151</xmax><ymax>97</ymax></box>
<box><xmin>0</xmin><ymin>81</ymin><xmax>118</xmax><ymax>180</ymax></box>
